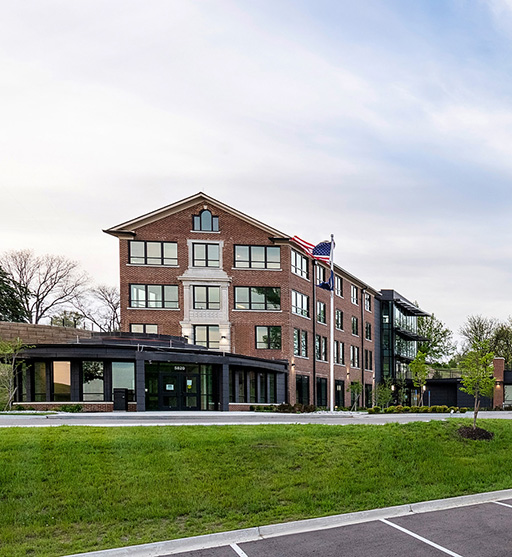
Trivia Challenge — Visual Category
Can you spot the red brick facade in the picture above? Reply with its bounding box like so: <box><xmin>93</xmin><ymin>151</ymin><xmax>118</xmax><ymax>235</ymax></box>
<box><xmin>107</xmin><ymin>193</ymin><xmax>378</xmax><ymax>408</ymax></box>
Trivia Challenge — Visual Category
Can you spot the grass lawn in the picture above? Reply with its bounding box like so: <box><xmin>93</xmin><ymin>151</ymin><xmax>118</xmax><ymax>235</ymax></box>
<box><xmin>2</xmin><ymin>419</ymin><xmax>512</xmax><ymax>556</ymax></box>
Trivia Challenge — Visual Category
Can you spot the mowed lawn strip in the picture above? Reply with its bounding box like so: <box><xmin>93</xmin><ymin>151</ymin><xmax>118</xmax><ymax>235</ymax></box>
<box><xmin>1</xmin><ymin>420</ymin><xmax>512</xmax><ymax>556</ymax></box>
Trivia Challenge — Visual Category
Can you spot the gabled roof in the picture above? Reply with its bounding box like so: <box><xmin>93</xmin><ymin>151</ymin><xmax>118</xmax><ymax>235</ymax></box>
<box><xmin>103</xmin><ymin>192</ymin><xmax>289</xmax><ymax>239</ymax></box>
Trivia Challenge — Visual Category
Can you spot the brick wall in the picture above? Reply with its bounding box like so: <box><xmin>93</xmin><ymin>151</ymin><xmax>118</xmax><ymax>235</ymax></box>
<box><xmin>115</xmin><ymin>197</ymin><xmax>378</xmax><ymax>406</ymax></box>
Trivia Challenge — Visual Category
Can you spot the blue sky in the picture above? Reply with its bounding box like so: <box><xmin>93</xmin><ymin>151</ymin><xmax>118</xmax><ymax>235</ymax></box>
<box><xmin>2</xmin><ymin>0</ymin><xmax>512</xmax><ymax>341</ymax></box>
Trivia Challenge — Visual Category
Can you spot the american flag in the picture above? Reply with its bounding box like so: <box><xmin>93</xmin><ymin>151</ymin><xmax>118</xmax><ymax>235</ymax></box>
<box><xmin>291</xmin><ymin>236</ymin><xmax>332</xmax><ymax>264</ymax></box>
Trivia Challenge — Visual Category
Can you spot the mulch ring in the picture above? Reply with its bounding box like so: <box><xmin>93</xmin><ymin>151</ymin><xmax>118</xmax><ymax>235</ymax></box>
<box><xmin>458</xmin><ymin>426</ymin><xmax>494</xmax><ymax>441</ymax></box>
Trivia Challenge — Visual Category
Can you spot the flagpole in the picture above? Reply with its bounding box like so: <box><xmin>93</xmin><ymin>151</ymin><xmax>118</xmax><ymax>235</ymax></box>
<box><xmin>329</xmin><ymin>234</ymin><xmax>335</xmax><ymax>412</ymax></box>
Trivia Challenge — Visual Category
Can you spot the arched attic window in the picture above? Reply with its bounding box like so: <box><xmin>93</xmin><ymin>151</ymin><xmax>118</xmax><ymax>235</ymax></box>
<box><xmin>193</xmin><ymin>209</ymin><xmax>219</xmax><ymax>231</ymax></box>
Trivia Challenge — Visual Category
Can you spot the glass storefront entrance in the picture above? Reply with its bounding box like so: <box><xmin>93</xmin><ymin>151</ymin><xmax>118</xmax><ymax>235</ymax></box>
<box><xmin>145</xmin><ymin>362</ymin><xmax>217</xmax><ymax>410</ymax></box>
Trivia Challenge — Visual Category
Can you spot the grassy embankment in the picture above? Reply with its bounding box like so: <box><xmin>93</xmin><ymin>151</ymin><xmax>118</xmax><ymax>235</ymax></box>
<box><xmin>1</xmin><ymin>419</ymin><xmax>511</xmax><ymax>556</ymax></box>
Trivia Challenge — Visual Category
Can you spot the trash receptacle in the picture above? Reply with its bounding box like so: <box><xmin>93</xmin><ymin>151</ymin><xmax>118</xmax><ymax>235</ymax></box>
<box><xmin>113</xmin><ymin>388</ymin><xmax>128</xmax><ymax>411</ymax></box>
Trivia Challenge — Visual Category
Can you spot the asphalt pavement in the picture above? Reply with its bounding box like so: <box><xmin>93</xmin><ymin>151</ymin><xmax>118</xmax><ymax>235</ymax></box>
<box><xmin>65</xmin><ymin>490</ymin><xmax>512</xmax><ymax>557</ymax></box>
<box><xmin>1</xmin><ymin>409</ymin><xmax>512</xmax><ymax>427</ymax></box>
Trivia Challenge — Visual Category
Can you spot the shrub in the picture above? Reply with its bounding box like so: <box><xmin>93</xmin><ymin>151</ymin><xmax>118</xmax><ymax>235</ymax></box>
<box><xmin>419</xmin><ymin>406</ymin><xmax>429</xmax><ymax>413</ymax></box>
<box><xmin>449</xmin><ymin>406</ymin><xmax>459</xmax><ymax>413</ymax></box>
<box><xmin>373</xmin><ymin>406</ymin><xmax>381</xmax><ymax>413</ymax></box>
<box><xmin>384</xmin><ymin>405</ymin><xmax>396</xmax><ymax>413</ymax></box>
<box><xmin>439</xmin><ymin>405</ymin><xmax>449</xmax><ymax>413</ymax></box>
<box><xmin>394</xmin><ymin>405</ymin><xmax>404</xmax><ymax>413</ymax></box>
<box><xmin>409</xmin><ymin>406</ymin><xmax>420</xmax><ymax>413</ymax></box>
<box><xmin>367</xmin><ymin>407</ymin><xmax>375</xmax><ymax>414</ymax></box>
<box><xmin>59</xmin><ymin>404</ymin><xmax>83</xmax><ymax>413</ymax></box>
<box><xmin>459</xmin><ymin>407</ymin><xmax>467</xmax><ymax>413</ymax></box>
<box><xmin>402</xmin><ymin>406</ymin><xmax>411</xmax><ymax>413</ymax></box>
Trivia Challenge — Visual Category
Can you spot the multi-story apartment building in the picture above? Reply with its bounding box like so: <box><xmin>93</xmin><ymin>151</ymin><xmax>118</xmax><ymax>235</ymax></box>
<box><xmin>105</xmin><ymin>192</ymin><xmax>379</xmax><ymax>410</ymax></box>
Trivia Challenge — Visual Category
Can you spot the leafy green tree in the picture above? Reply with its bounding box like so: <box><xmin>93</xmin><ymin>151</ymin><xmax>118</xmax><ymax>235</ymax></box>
<box><xmin>50</xmin><ymin>311</ymin><xmax>85</xmax><ymax>329</ymax></box>
<box><xmin>417</xmin><ymin>314</ymin><xmax>454</xmax><ymax>364</ymax></box>
<box><xmin>410</xmin><ymin>351</ymin><xmax>429</xmax><ymax>406</ymax></box>
<box><xmin>375</xmin><ymin>379</ymin><xmax>393</xmax><ymax>408</ymax></box>
<box><xmin>0</xmin><ymin>337</ymin><xmax>27</xmax><ymax>410</ymax></box>
<box><xmin>491</xmin><ymin>319</ymin><xmax>512</xmax><ymax>368</ymax></box>
<box><xmin>0</xmin><ymin>267</ymin><xmax>28</xmax><ymax>322</ymax></box>
<box><xmin>459</xmin><ymin>341</ymin><xmax>495</xmax><ymax>430</ymax></box>
<box><xmin>349</xmin><ymin>381</ymin><xmax>363</xmax><ymax>411</ymax></box>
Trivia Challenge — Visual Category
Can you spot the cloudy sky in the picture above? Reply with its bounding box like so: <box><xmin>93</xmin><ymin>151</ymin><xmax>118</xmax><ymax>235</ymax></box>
<box><xmin>2</xmin><ymin>0</ymin><xmax>512</xmax><ymax>341</ymax></box>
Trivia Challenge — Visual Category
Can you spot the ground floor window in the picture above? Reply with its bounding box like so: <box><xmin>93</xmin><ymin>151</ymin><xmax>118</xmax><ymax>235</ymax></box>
<box><xmin>229</xmin><ymin>369</ymin><xmax>277</xmax><ymax>404</ymax></box>
<box><xmin>112</xmin><ymin>362</ymin><xmax>136</xmax><ymax>402</ymax></box>
<box><xmin>316</xmin><ymin>377</ymin><xmax>327</xmax><ymax>407</ymax></box>
<box><xmin>53</xmin><ymin>362</ymin><xmax>71</xmax><ymax>402</ymax></box>
<box><xmin>335</xmin><ymin>380</ymin><xmax>345</xmax><ymax>408</ymax></box>
<box><xmin>82</xmin><ymin>361</ymin><xmax>104</xmax><ymax>402</ymax></box>
<box><xmin>296</xmin><ymin>374</ymin><xmax>310</xmax><ymax>405</ymax></box>
<box><xmin>365</xmin><ymin>384</ymin><xmax>372</xmax><ymax>408</ymax></box>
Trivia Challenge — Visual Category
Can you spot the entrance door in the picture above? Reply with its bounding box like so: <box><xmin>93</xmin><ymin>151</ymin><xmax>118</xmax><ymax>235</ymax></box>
<box><xmin>161</xmin><ymin>374</ymin><xmax>200</xmax><ymax>410</ymax></box>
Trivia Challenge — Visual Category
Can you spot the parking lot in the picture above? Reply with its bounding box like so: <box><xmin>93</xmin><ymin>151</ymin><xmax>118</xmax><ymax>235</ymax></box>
<box><xmin>68</xmin><ymin>491</ymin><xmax>512</xmax><ymax>557</ymax></box>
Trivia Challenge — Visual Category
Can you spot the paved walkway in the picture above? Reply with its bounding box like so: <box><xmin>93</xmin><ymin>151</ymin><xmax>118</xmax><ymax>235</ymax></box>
<box><xmin>66</xmin><ymin>489</ymin><xmax>512</xmax><ymax>557</ymax></box>
<box><xmin>2</xmin><ymin>410</ymin><xmax>512</xmax><ymax>428</ymax></box>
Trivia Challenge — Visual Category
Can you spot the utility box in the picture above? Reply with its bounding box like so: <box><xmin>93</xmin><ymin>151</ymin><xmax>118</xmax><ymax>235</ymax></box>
<box><xmin>113</xmin><ymin>388</ymin><xmax>128</xmax><ymax>411</ymax></box>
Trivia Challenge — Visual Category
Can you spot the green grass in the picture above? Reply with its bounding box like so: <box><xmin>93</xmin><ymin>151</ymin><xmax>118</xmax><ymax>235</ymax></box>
<box><xmin>1</xmin><ymin>420</ymin><xmax>512</xmax><ymax>556</ymax></box>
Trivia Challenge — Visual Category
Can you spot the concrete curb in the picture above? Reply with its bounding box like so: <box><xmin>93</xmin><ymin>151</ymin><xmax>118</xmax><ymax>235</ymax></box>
<box><xmin>64</xmin><ymin>488</ymin><xmax>512</xmax><ymax>557</ymax></box>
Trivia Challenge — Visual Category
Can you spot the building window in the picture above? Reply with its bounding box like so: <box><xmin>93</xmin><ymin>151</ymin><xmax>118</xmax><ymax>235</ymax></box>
<box><xmin>129</xmin><ymin>241</ymin><xmax>177</xmax><ymax>266</ymax></box>
<box><xmin>296</xmin><ymin>375</ymin><xmax>310</xmax><ymax>405</ymax></box>
<box><xmin>351</xmin><ymin>316</ymin><xmax>359</xmax><ymax>336</ymax></box>
<box><xmin>351</xmin><ymin>285</ymin><xmax>359</xmax><ymax>305</ymax></box>
<box><xmin>112</xmin><ymin>362</ymin><xmax>135</xmax><ymax>402</ymax></box>
<box><xmin>335</xmin><ymin>309</ymin><xmax>343</xmax><ymax>330</ymax></box>
<box><xmin>350</xmin><ymin>346</ymin><xmax>360</xmax><ymax>368</ymax></box>
<box><xmin>335</xmin><ymin>341</ymin><xmax>345</xmax><ymax>365</ymax></box>
<box><xmin>193</xmin><ymin>209</ymin><xmax>219</xmax><ymax>231</ymax></box>
<box><xmin>335</xmin><ymin>380</ymin><xmax>345</xmax><ymax>408</ymax></box>
<box><xmin>53</xmin><ymin>361</ymin><xmax>71</xmax><ymax>402</ymax></box>
<box><xmin>316</xmin><ymin>377</ymin><xmax>327</xmax><ymax>407</ymax></box>
<box><xmin>335</xmin><ymin>275</ymin><xmax>343</xmax><ymax>297</ymax></box>
<box><xmin>317</xmin><ymin>301</ymin><xmax>326</xmax><ymax>324</ymax></box>
<box><xmin>291</xmin><ymin>290</ymin><xmax>309</xmax><ymax>317</ymax></box>
<box><xmin>293</xmin><ymin>328</ymin><xmax>308</xmax><ymax>357</ymax></box>
<box><xmin>34</xmin><ymin>362</ymin><xmax>47</xmax><ymax>402</ymax></box>
<box><xmin>130</xmin><ymin>324</ymin><xmax>158</xmax><ymax>334</ymax></box>
<box><xmin>365</xmin><ymin>322</ymin><xmax>372</xmax><ymax>340</ymax></box>
<box><xmin>235</xmin><ymin>287</ymin><xmax>281</xmax><ymax>310</ymax></box>
<box><xmin>365</xmin><ymin>349</ymin><xmax>373</xmax><ymax>371</ymax></box>
<box><xmin>364</xmin><ymin>292</ymin><xmax>372</xmax><ymax>312</ymax></box>
<box><xmin>234</xmin><ymin>245</ymin><xmax>280</xmax><ymax>269</ymax></box>
<box><xmin>193</xmin><ymin>286</ymin><xmax>221</xmax><ymax>310</ymax></box>
<box><xmin>256</xmin><ymin>326</ymin><xmax>282</xmax><ymax>349</ymax></box>
<box><xmin>82</xmin><ymin>361</ymin><xmax>104</xmax><ymax>402</ymax></box>
<box><xmin>194</xmin><ymin>325</ymin><xmax>220</xmax><ymax>349</ymax></box>
<box><xmin>316</xmin><ymin>265</ymin><xmax>326</xmax><ymax>286</ymax></box>
<box><xmin>192</xmin><ymin>243</ymin><xmax>220</xmax><ymax>267</ymax></box>
<box><xmin>130</xmin><ymin>284</ymin><xmax>179</xmax><ymax>309</ymax></box>
<box><xmin>291</xmin><ymin>250</ymin><xmax>309</xmax><ymax>279</ymax></box>
<box><xmin>315</xmin><ymin>335</ymin><xmax>327</xmax><ymax>361</ymax></box>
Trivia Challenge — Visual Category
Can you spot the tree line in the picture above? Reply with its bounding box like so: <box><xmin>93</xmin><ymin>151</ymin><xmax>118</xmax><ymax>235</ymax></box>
<box><xmin>0</xmin><ymin>249</ymin><xmax>120</xmax><ymax>332</ymax></box>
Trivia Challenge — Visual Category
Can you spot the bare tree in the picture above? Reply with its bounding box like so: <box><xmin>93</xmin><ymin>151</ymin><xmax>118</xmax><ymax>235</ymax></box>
<box><xmin>459</xmin><ymin>315</ymin><xmax>498</xmax><ymax>352</ymax></box>
<box><xmin>74</xmin><ymin>285</ymin><xmax>120</xmax><ymax>332</ymax></box>
<box><xmin>0</xmin><ymin>250</ymin><xmax>89</xmax><ymax>324</ymax></box>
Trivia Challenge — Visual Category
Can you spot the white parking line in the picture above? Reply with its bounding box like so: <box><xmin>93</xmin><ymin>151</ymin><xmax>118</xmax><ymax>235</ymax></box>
<box><xmin>380</xmin><ymin>519</ymin><xmax>463</xmax><ymax>557</ymax></box>
<box><xmin>493</xmin><ymin>501</ymin><xmax>512</xmax><ymax>509</ymax></box>
<box><xmin>230</xmin><ymin>543</ymin><xmax>250</xmax><ymax>557</ymax></box>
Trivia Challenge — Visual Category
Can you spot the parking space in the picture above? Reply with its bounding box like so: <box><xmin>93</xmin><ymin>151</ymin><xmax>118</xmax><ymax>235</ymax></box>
<box><xmin>166</xmin><ymin>499</ymin><xmax>512</xmax><ymax>557</ymax></box>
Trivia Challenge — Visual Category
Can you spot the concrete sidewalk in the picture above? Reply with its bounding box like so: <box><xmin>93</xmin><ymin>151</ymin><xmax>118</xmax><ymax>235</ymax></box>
<box><xmin>65</xmin><ymin>489</ymin><xmax>512</xmax><ymax>557</ymax></box>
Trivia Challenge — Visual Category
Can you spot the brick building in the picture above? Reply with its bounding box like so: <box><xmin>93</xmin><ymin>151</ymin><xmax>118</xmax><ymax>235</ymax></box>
<box><xmin>104</xmin><ymin>192</ymin><xmax>379</xmax><ymax>409</ymax></box>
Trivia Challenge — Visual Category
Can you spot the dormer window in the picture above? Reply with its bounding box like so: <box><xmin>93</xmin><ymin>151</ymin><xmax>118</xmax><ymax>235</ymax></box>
<box><xmin>193</xmin><ymin>209</ymin><xmax>219</xmax><ymax>232</ymax></box>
